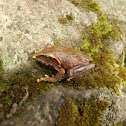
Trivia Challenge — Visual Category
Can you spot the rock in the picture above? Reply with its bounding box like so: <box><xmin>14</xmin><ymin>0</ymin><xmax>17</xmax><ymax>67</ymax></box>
<box><xmin>1</xmin><ymin>86</ymin><xmax>126</xmax><ymax>126</ymax></box>
<box><xmin>0</xmin><ymin>0</ymin><xmax>98</xmax><ymax>74</ymax></box>
<box><xmin>95</xmin><ymin>0</ymin><xmax>126</xmax><ymax>62</ymax></box>
<box><xmin>0</xmin><ymin>0</ymin><xmax>126</xmax><ymax>126</ymax></box>
<box><xmin>109</xmin><ymin>39</ymin><xmax>125</xmax><ymax>59</ymax></box>
<box><xmin>0</xmin><ymin>0</ymin><xmax>126</xmax><ymax>73</ymax></box>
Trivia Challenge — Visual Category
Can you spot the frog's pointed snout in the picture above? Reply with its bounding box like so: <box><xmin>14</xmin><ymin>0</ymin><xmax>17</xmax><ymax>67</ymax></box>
<box><xmin>77</xmin><ymin>64</ymin><xmax>95</xmax><ymax>72</ymax></box>
<box><xmin>90</xmin><ymin>64</ymin><xmax>95</xmax><ymax>68</ymax></box>
<box><xmin>86</xmin><ymin>64</ymin><xmax>95</xmax><ymax>71</ymax></box>
<box><xmin>33</xmin><ymin>56</ymin><xmax>36</xmax><ymax>59</ymax></box>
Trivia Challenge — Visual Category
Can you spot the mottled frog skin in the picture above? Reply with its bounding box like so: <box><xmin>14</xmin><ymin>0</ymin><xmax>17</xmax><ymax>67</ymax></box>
<box><xmin>33</xmin><ymin>43</ymin><xmax>95</xmax><ymax>82</ymax></box>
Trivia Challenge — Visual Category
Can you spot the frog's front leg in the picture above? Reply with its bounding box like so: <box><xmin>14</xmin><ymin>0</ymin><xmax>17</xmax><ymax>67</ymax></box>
<box><xmin>37</xmin><ymin>67</ymin><xmax>65</xmax><ymax>82</ymax></box>
<box><xmin>67</xmin><ymin>64</ymin><xmax>95</xmax><ymax>80</ymax></box>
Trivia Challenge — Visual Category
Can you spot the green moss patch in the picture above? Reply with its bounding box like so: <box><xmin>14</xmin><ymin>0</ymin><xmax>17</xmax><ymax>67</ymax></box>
<box><xmin>58</xmin><ymin>14</ymin><xmax>75</xmax><ymax>24</ymax></box>
<box><xmin>56</xmin><ymin>97</ymin><xmax>109</xmax><ymax>126</ymax></box>
<box><xmin>68</xmin><ymin>13</ymin><xmax>123</xmax><ymax>95</ymax></box>
<box><xmin>55</xmin><ymin>13</ymin><xmax>124</xmax><ymax>96</ymax></box>
<box><xmin>79</xmin><ymin>14</ymin><xmax>122</xmax><ymax>54</ymax></box>
<box><xmin>0</xmin><ymin>58</ymin><xmax>55</xmax><ymax>123</ymax></box>
<box><xmin>33</xmin><ymin>0</ymin><xmax>39</xmax><ymax>2</ymax></box>
<box><xmin>59</xmin><ymin>0</ymin><xmax>124</xmax><ymax>96</ymax></box>
<box><xmin>58</xmin><ymin>17</ymin><xmax>67</xmax><ymax>24</ymax></box>
<box><xmin>0</xmin><ymin>59</ymin><xmax>11</xmax><ymax>90</ymax></box>
<box><xmin>70</xmin><ymin>0</ymin><xmax>102</xmax><ymax>14</ymax></box>
<box><xmin>0</xmin><ymin>0</ymin><xmax>125</xmax><ymax>124</ymax></box>
<box><xmin>118</xmin><ymin>67</ymin><xmax>126</xmax><ymax>92</ymax></box>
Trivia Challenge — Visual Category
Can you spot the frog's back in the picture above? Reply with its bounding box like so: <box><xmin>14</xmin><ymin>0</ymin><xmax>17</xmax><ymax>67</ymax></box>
<box><xmin>53</xmin><ymin>49</ymin><xmax>89</xmax><ymax>70</ymax></box>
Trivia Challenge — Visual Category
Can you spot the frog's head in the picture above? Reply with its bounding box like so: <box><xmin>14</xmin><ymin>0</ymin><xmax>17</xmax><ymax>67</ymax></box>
<box><xmin>33</xmin><ymin>51</ymin><xmax>61</xmax><ymax>68</ymax></box>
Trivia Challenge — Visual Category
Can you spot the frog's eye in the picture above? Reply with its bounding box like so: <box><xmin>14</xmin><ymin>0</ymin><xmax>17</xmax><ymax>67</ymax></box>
<box><xmin>37</xmin><ymin>55</ymin><xmax>52</xmax><ymax>61</ymax></box>
<box><xmin>36</xmin><ymin>55</ymin><xmax>60</xmax><ymax>66</ymax></box>
<box><xmin>44</xmin><ymin>55</ymin><xmax>52</xmax><ymax>61</ymax></box>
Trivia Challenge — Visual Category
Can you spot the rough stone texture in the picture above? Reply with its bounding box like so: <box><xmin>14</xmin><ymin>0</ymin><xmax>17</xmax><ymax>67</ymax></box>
<box><xmin>1</xmin><ymin>0</ymin><xmax>125</xmax><ymax>74</ymax></box>
<box><xmin>95</xmin><ymin>0</ymin><xmax>126</xmax><ymax>21</ymax></box>
<box><xmin>95</xmin><ymin>0</ymin><xmax>126</xmax><ymax>60</ymax></box>
<box><xmin>1</xmin><ymin>85</ymin><xmax>126</xmax><ymax>126</ymax></box>
<box><xmin>109</xmin><ymin>39</ymin><xmax>125</xmax><ymax>60</ymax></box>
<box><xmin>0</xmin><ymin>0</ymin><xmax>126</xmax><ymax>125</ymax></box>
<box><xmin>0</xmin><ymin>0</ymin><xmax>97</xmax><ymax>73</ymax></box>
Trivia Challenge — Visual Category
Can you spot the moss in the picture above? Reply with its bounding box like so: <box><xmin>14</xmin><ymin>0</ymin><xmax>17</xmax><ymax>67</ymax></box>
<box><xmin>64</xmin><ymin>12</ymin><xmax>124</xmax><ymax>95</ymax></box>
<box><xmin>0</xmin><ymin>58</ymin><xmax>11</xmax><ymax>90</ymax></box>
<box><xmin>0</xmin><ymin>0</ymin><xmax>125</xmax><ymax>124</ymax></box>
<box><xmin>4</xmin><ymin>96</ymin><xmax>11</xmax><ymax>104</ymax></box>
<box><xmin>0</xmin><ymin>57</ymin><xmax>56</xmax><ymax>122</ymax></box>
<box><xmin>54</xmin><ymin>41</ymin><xmax>61</xmax><ymax>46</ymax></box>
<box><xmin>118</xmin><ymin>67</ymin><xmax>126</xmax><ymax>92</ymax></box>
<box><xmin>113</xmin><ymin>122</ymin><xmax>123</xmax><ymax>126</ymax></box>
<box><xmin>56</xmin><ymin>97</ymin><xmax>79</xmax><ymax>126</ymax></box>
<box><xmin>83</xmin><ymin>14</ymin><xmax>121</xmax><ymax>49</ymax></box>
<box><xmin>0</xmin><ymin>78</ymin><xmax>10</xmax><ymax>89</ymax></box>
<box><xmin>70</xmin><ymin>0</ymin><xmax>102</xmax><ymax>14</ymax></box>
<box><xmin>118</xmin><ymin>67</ymin><xmax>126</xmax><ymax>81</ymax></box>
<box><xmin>72</xmin><ymin>48</ymin><xmax>122</xmax><ymax>94</ymax></box>
<box><xmin>124</xmin><ymin>57</ymin><xmax>126</xmax><ymax>66</ymax></box>
<box><xmin>33</xmin><ymin>0</ymin><xmax>39</xmax><ymax>2</ymax></box>
<box><xmin>88</xmin><ymin>1</ymin><xmax>102</xmax><ymax>14</ymax></box>
<box><xmin>71</xmin><ymin>0</ymin><xmax>79</xmax><ymax>6</ymax></box>
<box><xmin>58</xmin><ymin>18</ymin><xmax>67</xmax><ymax>24</ymax></box>
<box><xmin>56</xmin><ymin>97</ymin><xmax>109</xmax><ymax>126</ymax></box>
<box><xmin>0</xmin><ymin>59</ymin><xmax>3</xmax><ymax>75</ymax></box>
<box><xmin>44</xmin><ymin>83</ymin><xmax>54</xmax><ymax>90</ymax></box>
<box><xmin>66</xmin><ymin>14</ymin><xmax>75</xmax><ymax>21</ymax></box>
<box><xmin>58</xmin><ymin>14</ymin><xmax>75</xmax><ymax>24</ymax></box>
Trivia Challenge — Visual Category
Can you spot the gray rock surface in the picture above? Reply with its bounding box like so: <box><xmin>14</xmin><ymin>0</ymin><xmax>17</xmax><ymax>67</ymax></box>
<box><xmin>0</xmin><ymin>0</ymin><xmax>126</xmax><ymax>126</ymax></box>
<box><xmin>95</xmin><ymin>0</ymin><xmax>126</xmax><ymax>21</ymax></box>
<box><xmin>0</xmin><ymin>0</ymin><xmax>125</xmax><ymax>74</ymax></box>
<box><xmin>0</xmin><ymin>0</ymin><xmax>97</xmax><ymax>73</ymax></box>
<box><xmin>1</xmin><ymin>86</ymin><xmax>126</xmax><ymax>126</ymax></box>
<box><xmin>95</xmin><ymin>0</ymin><xmax>126</xmax><ymax>60</ymax></box>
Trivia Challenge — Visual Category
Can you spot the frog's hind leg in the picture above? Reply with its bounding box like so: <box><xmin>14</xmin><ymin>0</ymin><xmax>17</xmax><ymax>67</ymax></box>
<box><xmin>68</xmin><ymin>64</ymin><xmax>95</xmax><ymax>79</ymax></box>
<box><xmin>37</xmin><ymin>67</ymin><xmax>65</xmax><ymax>82</ymax></box>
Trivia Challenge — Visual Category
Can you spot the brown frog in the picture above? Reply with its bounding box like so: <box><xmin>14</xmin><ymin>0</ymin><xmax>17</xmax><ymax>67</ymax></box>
<box><xmin>33</xmin><ymin>43</ymin><xmax>95</xmax><ymax>82</ymax></box>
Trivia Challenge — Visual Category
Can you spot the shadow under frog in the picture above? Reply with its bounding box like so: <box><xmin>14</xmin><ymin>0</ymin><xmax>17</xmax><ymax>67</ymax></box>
<box><xmin>33</xmin><ymin>43</ymin><xmax>95</xmax><ymax>82</ymax></box>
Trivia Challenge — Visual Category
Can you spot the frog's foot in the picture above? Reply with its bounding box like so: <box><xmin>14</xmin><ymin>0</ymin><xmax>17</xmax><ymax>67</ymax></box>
<box><xmin>37</xmin><ymin>68</ymin><xmax>65</xmax><ymax>82</ymax></box>
<box><xmin>34</xmin><ymin>50</ymin><xmax>38</xmax><ymax>53</ymax></box>
<box><xmin>36</xmin><ymin>76</ymin><xmax>57</xmax><ymax>82</ymax></box>
<box><xmin>37</xmin><ymin>77</ymin><xmax>45</xmax><ymax>83</ymax></box>
<box><xmin>33</xmin><ymin>55</ymin><xmax>36</xmax><ymax>59</ymax></box>
<box><xmin>33</xmin><ymin>50</ymin><xmax>39</xmax><ymax>59</ymax></box>
<box><xmin>37</xmin><ymin>75</ymin><xmax>49</xmax><ymax>82</ymax></box>
<box><xmin>67</xmin><ymin>77</ymin><xmax>73</xmax><ymax>81</ymax></box>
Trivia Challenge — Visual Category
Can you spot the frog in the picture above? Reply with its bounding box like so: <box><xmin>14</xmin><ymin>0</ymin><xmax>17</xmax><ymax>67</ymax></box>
<box><xmin>33</xmin><ymin>43</ymin><xmax>95</xmax><ymax>82</ymax></box>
